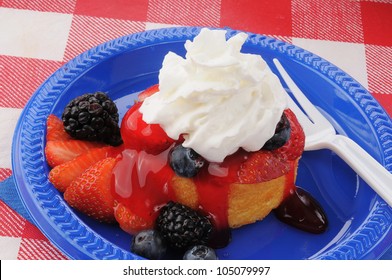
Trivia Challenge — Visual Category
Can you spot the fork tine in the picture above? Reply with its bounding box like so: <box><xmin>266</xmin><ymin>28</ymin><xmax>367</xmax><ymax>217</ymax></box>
<box><xmin>265</xmin><ymin>60</ymin><xmax>312</xmax><ymax>131</ymax></box>
<box><xmin>273</xmin><ymin>58</ymin><xmax>331</xmax><ymax>129</ymax></box>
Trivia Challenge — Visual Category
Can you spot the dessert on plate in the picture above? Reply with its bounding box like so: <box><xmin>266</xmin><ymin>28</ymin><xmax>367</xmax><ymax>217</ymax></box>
<box><xmin>44</xmin><ymin>28</ymin><xmax>327</xmax><ymax>259</ymax></box>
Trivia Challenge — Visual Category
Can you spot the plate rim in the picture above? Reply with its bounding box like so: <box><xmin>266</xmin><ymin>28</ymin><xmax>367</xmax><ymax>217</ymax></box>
<box><xmin>12</xmin><ymin>26</ymin><xmax>392</xmax><ymax>260</ymax></box>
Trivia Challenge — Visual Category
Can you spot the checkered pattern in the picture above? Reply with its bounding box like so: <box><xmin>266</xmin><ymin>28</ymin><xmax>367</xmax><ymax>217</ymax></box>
<box><xmin>0</xmin><ymin>200</ymin><xmax>67</xmax><ymax>259</ymax></box>
<box><xmin>1</xmin><ymin>0</ymin><xmax>391</xmax><ymax>260</ymax></box>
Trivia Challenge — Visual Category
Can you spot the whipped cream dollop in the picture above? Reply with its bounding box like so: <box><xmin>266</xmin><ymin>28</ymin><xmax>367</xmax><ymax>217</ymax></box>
<box><xmin>139</xmin><ymin>28</ymin><xmax>288</xmax><ymax>163</ymax></box>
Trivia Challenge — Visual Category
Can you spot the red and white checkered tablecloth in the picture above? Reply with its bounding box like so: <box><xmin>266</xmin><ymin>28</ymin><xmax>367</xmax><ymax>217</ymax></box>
<box><xmin>0</xmin><ymin>0</ymin><xmax>391</xmax><ymax>260</ymax></box>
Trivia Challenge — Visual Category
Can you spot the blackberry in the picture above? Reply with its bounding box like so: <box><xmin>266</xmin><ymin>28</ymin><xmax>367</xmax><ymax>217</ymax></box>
<box><xmin>62</xmin><ymin>92</ymin><xmax>122</xmax><ymax>146</ymax></box>
<box><xmin>156</xmin><ymin>201</ymin><xmax>213</xmax><ymax>249</ymax></box>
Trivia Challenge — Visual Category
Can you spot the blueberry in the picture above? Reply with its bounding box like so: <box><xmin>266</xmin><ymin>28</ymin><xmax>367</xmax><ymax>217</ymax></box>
<box><xmin>183</xmin><ymin>245</ymin><xmax>218</xmax><ymax>260</ymax></box>
<box><xmin>262</xmin><ymin>113</ymin><xmax>291</xmax><ymax>150</ymax></box>
<box><xmin>169</xmin><ymin>145</ymin><xmax>205</xmax><ymax>177</ymax></box>
<box><xmin>131</xmin><ymin>230</ymin><xmax>167</xmax><ymax>260</ymax></box>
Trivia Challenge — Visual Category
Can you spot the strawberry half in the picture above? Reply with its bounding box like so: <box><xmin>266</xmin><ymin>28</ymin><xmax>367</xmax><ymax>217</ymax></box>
<box><xmin>114</xmin><ymin>202</ymin><xmax>153</xmax><ymax>235</ymax></box>
<box><xmin>45</xmin><ymin>139</ymin><xmax>106</xmax><ymax>168</ymax></box>
<box><xmin>48</xmin><ymin>146</ymin><xmax>116</xmax><ymax>192</ymax></box>
<box><xmin>237</xmin><ymin>150</ymin><xmax>291</xmax><ymax>184</ymax></box>
<box><xmin>46</xmin><ymin>114</ymin><xmax>71</xmax><ymax>141</ymax></box>
<box><xmin>276</xmin><ymin>109</ymin><xmax>305</xmax><ymax>161</ymax></box>
<box><xmin>64</xmin><ymin>157</ymin><xmax>117</xmax><ymax>223</ymax></box>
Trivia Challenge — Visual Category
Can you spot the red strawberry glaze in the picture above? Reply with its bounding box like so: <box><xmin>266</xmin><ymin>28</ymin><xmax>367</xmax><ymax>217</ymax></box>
<box><xmin>111</xmin><ymin>146</ymin><xmax>176</xmax><ymax>222</ymax></box>
<box><xmin>192</xmin><ymin>151</ymin><xmax>247</xmax><ymax>246</ymax></box>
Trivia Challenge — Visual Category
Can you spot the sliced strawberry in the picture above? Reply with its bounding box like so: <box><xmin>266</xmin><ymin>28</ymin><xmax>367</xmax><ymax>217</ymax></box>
<box><xmin>237</xmin><ymin>150</ymin><xmax>291</xmax><ymax>184</ymax></box>
<box><xmin>64</xmin><ymin>157</ymin><xmax>117</xmax><ymax>223</ymax></box>
<box><xmin>114</xmin><ymin>202</ymin><xmax>154</xmax><ymax>235</ymax></box>
<box><xmin>121</xmin><ymin>101</ymin><xmax>174</xmax><ymax>154</ymax></box>
<box><xmin>46</xmin><ymin>114</ymin><xmax>71</xmax><ymax>141</ymax></box>
<box><xmin>276</xmin><ymin>109</ymin><xmax>305</xmax><ymax>161</ymax></box>
<box><xmin>48</xmin><ymin>146</ymin><xmax>117</xmax><ymax>192</ymax></box>
<box><xmin>45</xmin><ymin>139</ymin><xmax>106</xmax><ymax>168</ymax></box>
<box><xmin>137</xmin><ymin>84</ymin><xmax>159</xmax><ymax>102</ymax></box>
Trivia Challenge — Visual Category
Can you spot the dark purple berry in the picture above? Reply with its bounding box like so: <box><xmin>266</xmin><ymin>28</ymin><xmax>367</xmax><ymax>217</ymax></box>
<box><xmin>169</xmin><ymin>145</ymin><xmax>205</xmax><ymax>177</ymax></box>
<box><xmin>131</xmin><ymin>230</ymin><xmax>168</xmax><ymax>260</ymax></box>
<box><xmin>183</xmin><ymin>245</ymin><xmax>218</xmax><ymax>260</ymax></box>
<box><xmin>62</xmin><ymin>92</ymin><xmax>122</xmax><ymax>146</ymax></box>
<box><xmin>156</xmin><ymin>202</ymin><xmax>212</xmax><ymax>249</ymax></box>
<box><xmin>262</xmin><ymin>112</ymin><xmax>291</xmax><ymax>150</ymax></box>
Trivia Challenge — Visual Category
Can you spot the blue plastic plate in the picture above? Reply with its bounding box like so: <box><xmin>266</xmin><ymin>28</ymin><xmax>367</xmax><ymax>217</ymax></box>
<box><xmin>12</xmin><ymin>27</ymin><xmax>392</xmax><ymax>260</ymax></box>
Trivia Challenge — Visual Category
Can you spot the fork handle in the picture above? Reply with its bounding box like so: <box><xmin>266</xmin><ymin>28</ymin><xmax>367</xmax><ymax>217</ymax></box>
<box><xmin>323</xmin><ymin>135</ymin><xmax>392</xmax><ymax>207</ymax></box>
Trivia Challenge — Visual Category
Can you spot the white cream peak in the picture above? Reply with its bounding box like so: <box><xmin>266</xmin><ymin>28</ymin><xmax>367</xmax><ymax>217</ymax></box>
<box><xmin>140</xmin><ymin>28</ymin><xmax>287</xmax><ymax>162</ymax></box>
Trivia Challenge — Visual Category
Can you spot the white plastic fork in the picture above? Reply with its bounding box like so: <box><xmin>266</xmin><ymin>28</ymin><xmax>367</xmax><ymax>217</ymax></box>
<box><xmin>273</xmin><ymin>58</ymin><xmax>392</xmax><ymax>207</ymax></box>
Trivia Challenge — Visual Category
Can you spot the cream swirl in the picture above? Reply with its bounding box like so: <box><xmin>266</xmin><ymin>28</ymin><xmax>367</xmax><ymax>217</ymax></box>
<box><xmin>139</xmin><ymin>28</ymin><xmax>287</xmax><ymax>162</ymax></box>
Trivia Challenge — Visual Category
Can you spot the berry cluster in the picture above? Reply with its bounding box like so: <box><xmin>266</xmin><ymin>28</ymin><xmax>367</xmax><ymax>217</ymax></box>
<box><xmin>131</xmin><ymin>201</ymin><xmax>217</xmax><ymax>260</ymax></box>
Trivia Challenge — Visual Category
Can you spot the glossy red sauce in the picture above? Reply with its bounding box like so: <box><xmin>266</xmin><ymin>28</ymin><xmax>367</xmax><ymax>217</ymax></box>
<box><xmin>111</xmin><ymin>147</ymin><xmax>176</xmax><ymax>222</ymax></box>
